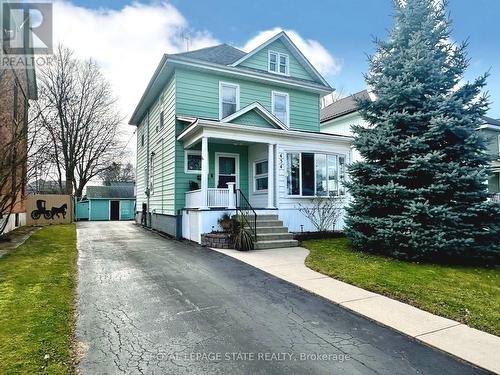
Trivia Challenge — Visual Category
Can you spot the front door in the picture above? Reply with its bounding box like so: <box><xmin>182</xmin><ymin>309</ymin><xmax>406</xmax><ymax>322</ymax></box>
<box><xmin>110</xmin><ymin>200</ymin><xmax>120</xmax><ymax>220</ymax></box>
<box><xmin>216</xmin><ymin>153</ymin><xmax>239</xmax><ymax>189</ymax></box>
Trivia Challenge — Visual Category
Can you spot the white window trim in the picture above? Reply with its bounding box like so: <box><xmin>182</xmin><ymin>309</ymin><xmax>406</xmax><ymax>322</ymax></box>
<box><xmin>271</xmin><ymin>91</ymin><xmax>290</xmax><ymax>127</ymax></box>
<box><xmin>285</xmin><ymin>151</ymin><xmax>347</xmax><ymax>198</ymax></box>
<box><xmin>184</xmin><ymin>150</ymin><xmax>202</xmax><ymax>174</ymax></box>
<box><xmin>268</xmin><ymin>50</ymin><xmax>289</xmax><ymax>76</ymax></box>
<box><xmin>253</xmin><ymin>159</ymin><xmax>268</xmax><ymax>194</ymax></box>
<box><xmin>219</xmin><ymin>81</ymin><xmax>240</xmax><ymax>120</ymax></box>
<box><xmin>215</xmin><ymin>152</ymin><xmax>240</xmax><ymax>190</ymax></box>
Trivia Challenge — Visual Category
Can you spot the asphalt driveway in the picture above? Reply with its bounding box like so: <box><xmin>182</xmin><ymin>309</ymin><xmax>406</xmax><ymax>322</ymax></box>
<box><xmin>75</xmin><ymin>221</ymin><xmax>486</xmax><ymax>374</ymax></box>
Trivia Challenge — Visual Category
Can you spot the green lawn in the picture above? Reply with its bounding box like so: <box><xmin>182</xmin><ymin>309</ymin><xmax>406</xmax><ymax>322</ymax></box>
<box><xmin>0</xmin><ymin>225</ymin><xmax>77</xmax><ymax>374</ymax></box>
<box><xmin>303</xmin><ymin>238</ymin><xmax>500</xmax><ymax>337</ymax></box>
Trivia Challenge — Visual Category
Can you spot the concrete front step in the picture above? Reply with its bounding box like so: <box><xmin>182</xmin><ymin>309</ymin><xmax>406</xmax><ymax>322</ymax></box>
<box><xmin>254</xmin><ymin>239</ymin><xmax>299</xmax><ymax>250</ymax></box>
<box><xmin>255</xmin><ymin>226</ymin><xmax>289</xmax><ymax>234</ymax></box>
<box><xmin>257</xmin><ymin>232</ymin><xmax>295</xmax><ymax>241</ymax></box>
<box><xmin>253</xmin><ymin>219</ymin><xmax>284</xmax><ymax>227</ymax></box>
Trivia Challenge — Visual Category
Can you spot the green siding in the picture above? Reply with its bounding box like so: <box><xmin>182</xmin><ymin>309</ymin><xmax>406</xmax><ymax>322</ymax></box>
<box><xmin>136</xmin><ymin>75</ymin><xmax>177</xmax><ymax>216</ymax></box>
<box><xmin>176</xmin><ymin>68</ymin><xmax>320</xmax><ymax>132</ymax></box>
<box><xmin>239</xmin><ymin>39</ymin><xmax>317</xmax><ymax>83</ymax></box>
<box><xmin>174</xmin><ymin>142</ymin><xmax>249</xmax><ymax>212</ymax></box>
<box><xmin>90</xmin><ymin>200</ymin><xmax>109</xmax><ymax>220</ymax></box>
<box><xmin>481</xmin><ymin>128</ymin><xmax>500</xmax><ymax>157</ymax></box>
<box><xmin>229</xmin><ymin>109</ymin><xmax>275</xmax><ymax>128</ymax></box>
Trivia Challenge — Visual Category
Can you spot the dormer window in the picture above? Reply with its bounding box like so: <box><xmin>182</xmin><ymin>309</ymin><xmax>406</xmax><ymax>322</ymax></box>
<box><xmin>268</xmin><ymin>51</ymin><xmax>288</xmax><ymax>75</ymax></box>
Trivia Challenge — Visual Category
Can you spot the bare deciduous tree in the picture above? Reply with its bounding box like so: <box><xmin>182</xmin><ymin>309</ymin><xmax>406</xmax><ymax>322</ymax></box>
<box><xmin>298</xmin><ymin>196</ymin><xmax>346</xmax><ymax>232</ymax></box>
<box><xmin>32</xmin><ymin>45</ymin><xmax>122</xmax><ymax>197</ymax></box>
<box><xmin>99</xmin><ymin>161</ymin><xmax>135</xmax><ymax>185</ymax></box>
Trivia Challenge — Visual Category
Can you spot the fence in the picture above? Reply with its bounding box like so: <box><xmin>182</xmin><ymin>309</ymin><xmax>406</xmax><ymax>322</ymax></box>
<box><xmin>25</xmin><ymin>194</ymin><xmax>73</xmax><ymax>225</ymax></box>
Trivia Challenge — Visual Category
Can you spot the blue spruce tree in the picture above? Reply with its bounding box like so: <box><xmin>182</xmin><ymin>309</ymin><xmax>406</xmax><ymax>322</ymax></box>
<box><xmin>346</xmin><ymin>0</ymin><xmax>500</xmax><ymax>264</ymax></box>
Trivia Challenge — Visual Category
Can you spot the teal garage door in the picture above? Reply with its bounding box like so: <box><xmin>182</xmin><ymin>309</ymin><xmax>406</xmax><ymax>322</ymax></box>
<box><xmin>76</xmin><ymin>201</ymin><xmax>89</xmax><ymax>220</ymax></box>
<box><xmin>119</xmin><ymin>200</ymin><xmax>135</xmax><ymax>220</ymax></box>
<box><xmin>90</xmin><ymin>200</ymin><xmax>109</xmax><ymax>220</ymax></box>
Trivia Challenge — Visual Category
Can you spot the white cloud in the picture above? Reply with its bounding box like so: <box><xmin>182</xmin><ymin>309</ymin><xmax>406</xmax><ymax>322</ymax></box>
<box><xmin>50</xmin><ymin>4</ymin><xmax>341</xmax><ymax>160</ymax></box>
<box><xmin>241</xmin><ymin>27</ymin><xmax>342</xmax><ymax>78</ymax></box>
<box><xmin>52</xmin><ymin>1</ymin><xmax>219</xmax><ymax>150</ymax></box>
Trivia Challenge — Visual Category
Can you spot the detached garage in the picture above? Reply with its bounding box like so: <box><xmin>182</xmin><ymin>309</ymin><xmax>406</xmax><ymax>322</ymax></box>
<box><xmin>76</xmin><ymin>183</ymin><xmax>135</xmax><ymax>221</ymax></box>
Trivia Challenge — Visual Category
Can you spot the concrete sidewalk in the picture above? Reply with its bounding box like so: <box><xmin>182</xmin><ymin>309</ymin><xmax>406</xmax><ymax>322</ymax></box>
<box><xmin>212</xmin><ymin>246</ymin><xmax>500</xmax><ymax>374</ymax></box>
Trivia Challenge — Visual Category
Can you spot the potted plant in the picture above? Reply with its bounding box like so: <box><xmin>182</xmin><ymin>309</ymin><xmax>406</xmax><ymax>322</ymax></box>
<box><xmin>217</xmin><ymin>213</ymin><xmax>233</xmax><ymax>232</ymax></box>
<box><xmin>231</xmin><ymin>216</ymin><xmax>254</xmax><ymax>251</ymax></box>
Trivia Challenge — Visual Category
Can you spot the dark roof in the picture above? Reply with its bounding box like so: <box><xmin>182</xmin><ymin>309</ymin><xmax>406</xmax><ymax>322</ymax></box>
<box><xmin>482</xmin><ymin>116</ymin><xmax>500</xmax><ymax>127</ymax></box>
<box><xmin>320</xmin><ymin>90</ymin><xmax>369</xmax><ymax>123</ymax></box>
<box><xmin>171</xmin><ymin>44</ymin><xmax>246</xmax><ymax>65</ymax></box>
<box><xmin>86</xmin><ymin>185</ymin><xmax>135</xmax><ymax>199</ymax></box>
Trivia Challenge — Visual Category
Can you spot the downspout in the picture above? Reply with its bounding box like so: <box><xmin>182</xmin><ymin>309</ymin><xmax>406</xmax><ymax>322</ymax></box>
<box><xmin>161</xmin><ymin>137</ymin><xmax>164</xmax><ymax>214</ymax></box>
<box><xmin>146</xmin><ymin>110</ymin><xmax>151</xmax><ymax>227</ymax></box>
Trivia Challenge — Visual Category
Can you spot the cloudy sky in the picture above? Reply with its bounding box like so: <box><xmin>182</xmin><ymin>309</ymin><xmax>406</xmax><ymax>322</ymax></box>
<box><xmin>51</xmin><ymin>0</ymin><xmax>500</xmax><ymax>156</ymax></box>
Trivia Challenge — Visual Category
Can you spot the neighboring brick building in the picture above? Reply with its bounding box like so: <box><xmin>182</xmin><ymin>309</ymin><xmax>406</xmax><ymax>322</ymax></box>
<box><xmin>0</xmin><ymin>50</ymin><xmax>37</xmax><ymax>234</ymax></box>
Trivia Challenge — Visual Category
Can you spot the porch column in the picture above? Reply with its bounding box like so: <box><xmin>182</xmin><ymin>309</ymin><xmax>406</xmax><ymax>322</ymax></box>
<box><xmin>226</xmin><ymin>182</ymin><xmax>236</xmax><ymax>209</ymax></box>
<box><xmin>267</xmin><ymin>143</ymin><xmax>275</xmax><ymax>209</ymax></box>
<box><xmin>200</xmin><ymin>137</ymin><xmax>209</xmax><ymax>210</ymax></box>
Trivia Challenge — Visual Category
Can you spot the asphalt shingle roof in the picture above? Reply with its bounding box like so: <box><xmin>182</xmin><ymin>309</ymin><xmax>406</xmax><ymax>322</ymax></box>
<box><xmin>171</xmin><ymin>44</ymin><xmax>246</xmax><ymax>65</ymax></box>
<box><xmin>320</xmin><ymin>90</ymin><xmax>369</xmax><ymax>123</ymax></box>
<box><xmin>86</xmin><ymin>185</ymin><xmax>135</xmax><ymax>199</ymax></box>
<box><xmin>482</xmin><ymin>116</ymin><xmax>500</xmax><ymax>127</ymax></box>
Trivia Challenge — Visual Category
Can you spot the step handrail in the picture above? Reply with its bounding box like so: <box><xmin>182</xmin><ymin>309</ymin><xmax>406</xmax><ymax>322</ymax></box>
<box><xmin>235</xmin><ymin>189</ymin><xmax>257</xmax><ymax>241</ymax></box>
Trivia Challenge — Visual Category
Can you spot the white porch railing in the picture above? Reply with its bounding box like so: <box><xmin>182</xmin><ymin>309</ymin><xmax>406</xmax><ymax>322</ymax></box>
<box><xmin>185</xmin><ymin>190</ymin><xmax>202</xmax><ymax>208</ymax></box>
<box><xmin>185</xmin><ymin>187</ymin><xmax>236</xmax><ymax>209</ymax></box>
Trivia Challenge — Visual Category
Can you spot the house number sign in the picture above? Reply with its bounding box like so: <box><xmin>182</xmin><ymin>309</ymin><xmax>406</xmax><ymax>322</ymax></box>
<box><xmin>278</xmin><ymin>152</ymin><xmax>285</xmax><ymax>170</ymax></box>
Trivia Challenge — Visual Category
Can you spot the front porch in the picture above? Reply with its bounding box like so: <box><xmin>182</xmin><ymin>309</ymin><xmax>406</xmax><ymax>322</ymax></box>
<box><xmin>181</xmin><ymin>133</ymin><xmax>277</xmax><ymax>211</ymax></box>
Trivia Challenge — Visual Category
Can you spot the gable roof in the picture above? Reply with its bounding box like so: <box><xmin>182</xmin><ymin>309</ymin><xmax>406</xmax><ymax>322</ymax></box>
<box><xmin>86</xmin><ymin>185</ymin><xmax>135</xmax><ymax>199</ymax></box>
<box><xmin>320</xmin><ymin>90</ymin><xmax>369</xmax><ymax>123</ymax></box>
<box><xmin>129</xmin><ymin>32</ymin><xmax>333</xmax><ymax>126</ymax></box>
<box><xmin>171</xmin><ymin>44</ymin><xmax>246</xmax><ymax>65</ymax></box>
<box><xmin>482</xmin><ymin>116</ymin><xmax>500</xmax><ymax>127</ymax></box>
<box><xmin>221</xmin><ymin>102</ymin><xmax>288</xmax><ymax>130</ymax></box>
<box><xmin>231</xmin><ymin>31</ymin><xmax>330</xmax><ymax>87</ymax></box>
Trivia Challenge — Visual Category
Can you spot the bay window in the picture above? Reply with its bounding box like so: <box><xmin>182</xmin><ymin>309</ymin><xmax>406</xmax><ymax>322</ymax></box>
<box><xmin>219</xmin><ymin>82</ymin><xmax>239</xmax><ymax>119</ymax></box>
<box><xmin>286</xmin><ymin>152</ymin><xmax>346</xmax><ymax>197</ymax></box>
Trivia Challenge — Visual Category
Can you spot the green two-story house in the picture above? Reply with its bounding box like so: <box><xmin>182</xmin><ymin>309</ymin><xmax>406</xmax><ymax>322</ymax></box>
<box><xmin>130</xmin><ymin>32</ymin><xmax>352</xmax><ymax>246</ymax></box>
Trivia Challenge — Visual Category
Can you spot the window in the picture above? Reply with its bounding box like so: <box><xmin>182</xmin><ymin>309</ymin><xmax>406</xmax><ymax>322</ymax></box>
<box><xmin>185</xmin><ymin>150</ymin><xmax>202</xmax><ymax>174</ymax></box>
<box><xmin>141</xmin><ymin>132</ymin><xmax>144</xmax><ymax>147</ymax></box>
<box><xmin>272</xmin><ymin>91</ymin><xmax>289</xmax><ymax>126</ymax></box>
<box><xmin>286</xmin><ymin>152</ymin><xmax>347</xmax><ymax>197</ymax></box>
<box><xmin>219</xmin><ymin>82</ymin><xmax>240</xmax><ymax>119</ymax></box>
<box><xmin>254</xmin><ymin>160</ymin><xmax>268</xmax><ymax>192</ymax></box>
<box><xmin>268</xmin><ymin>51</ymin><xmax>288</xmax><ymax>75</ymax></box>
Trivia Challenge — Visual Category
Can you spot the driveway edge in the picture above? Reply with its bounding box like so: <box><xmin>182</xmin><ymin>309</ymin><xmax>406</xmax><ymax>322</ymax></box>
<box><xmin>211</xmin><ymin>246</ymin><xmax>500</xmax><ymax>374</ymax></box>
